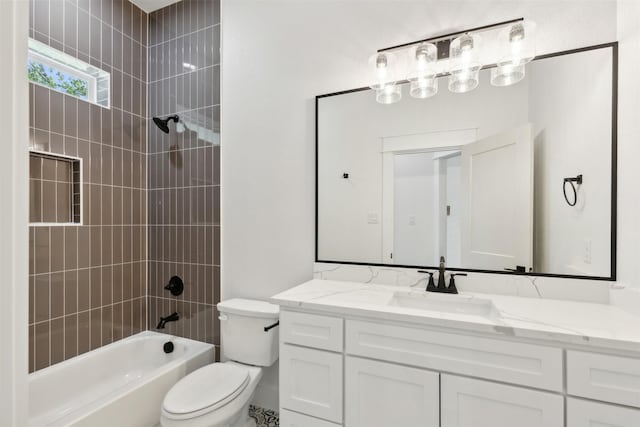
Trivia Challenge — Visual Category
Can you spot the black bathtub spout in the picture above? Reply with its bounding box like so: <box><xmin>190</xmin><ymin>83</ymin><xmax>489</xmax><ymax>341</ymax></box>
<box><xmin>156</xmin><ymin>312</ymin><xmax>180</xmax><ymax>329</ymax></box>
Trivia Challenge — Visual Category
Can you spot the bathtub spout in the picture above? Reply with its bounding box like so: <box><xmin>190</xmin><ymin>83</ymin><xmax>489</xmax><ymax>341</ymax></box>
<box><xmin>157</xmin><ymin>312</ymin><xmax>180</xmax><ymax>329</ymax></box>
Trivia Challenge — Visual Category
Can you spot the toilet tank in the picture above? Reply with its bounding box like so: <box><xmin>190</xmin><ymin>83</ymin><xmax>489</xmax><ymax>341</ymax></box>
<box><xmin>217</xmin><ymin>299</ymin><xmax>280</xmax><ymax>366</ymax></box>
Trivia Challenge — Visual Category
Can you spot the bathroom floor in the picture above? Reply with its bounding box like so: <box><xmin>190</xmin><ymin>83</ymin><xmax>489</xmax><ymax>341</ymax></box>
<box><xmin>249</xmin><ymin>405</ymin><xmax>279</xmax><ymax>426</ymax></box>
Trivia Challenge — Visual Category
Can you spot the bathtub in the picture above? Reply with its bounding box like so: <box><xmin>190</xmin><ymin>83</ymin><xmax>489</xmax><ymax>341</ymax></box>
<box><xmin>29</xmin><ymin>331</ymin><xmax>215</xmax><ymax>427</ymax></box>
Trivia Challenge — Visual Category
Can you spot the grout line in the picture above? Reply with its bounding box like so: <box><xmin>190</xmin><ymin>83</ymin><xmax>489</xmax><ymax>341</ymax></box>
<box><xmin>30</xmin><ymin>126</ymin><xmax>149</xmax><ymax>154</ymax></box>
<box><xmin>147</xmin><ymin>63</ymin><xmax>221</xmax><ymax>85</ymax></box>
<box><xmin>148</xmin><ymin>23</ymin><xmax>220</xmax><ymax>49</ymax></box>
<box><xmin>29</xmin><ymin>295</ymin><xmax>149</xmax><ymax>328</ymax></box>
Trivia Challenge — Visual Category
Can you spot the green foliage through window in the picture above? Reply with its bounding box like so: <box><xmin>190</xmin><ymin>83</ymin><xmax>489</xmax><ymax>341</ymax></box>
<box><xmin>28</xmin><ymin>60</ymin><xmax>88</xmax><ymax>99</ymax></box>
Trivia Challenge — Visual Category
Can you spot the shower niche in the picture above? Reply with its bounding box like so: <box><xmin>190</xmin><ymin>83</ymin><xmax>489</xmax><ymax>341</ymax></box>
<box><xmin>29</xmin><ymin>150</ymin><xmax>82</xmax><ymax>225</ymax></box>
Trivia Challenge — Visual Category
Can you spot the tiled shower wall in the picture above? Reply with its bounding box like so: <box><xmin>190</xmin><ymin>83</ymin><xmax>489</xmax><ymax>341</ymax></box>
<box><xmin>28</xmin><ymin>0</ymin><xmax>148</xmax><ymax>372</ymax></box>
<box><xmin>147</xmin><ymin>0</ymin><xmax>221</xmax><ymax>351</ymax></box>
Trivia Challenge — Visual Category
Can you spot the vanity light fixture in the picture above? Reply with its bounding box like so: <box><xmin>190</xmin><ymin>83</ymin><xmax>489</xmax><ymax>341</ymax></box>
<box><xmin>368</xmin><ymin>51</ymin><xmax>403</xmax><ymax>104</ymax></box>
<box><xmin>448</xmin><ymin>33</ymin><xmax>482</xmax><ymax>93</ymax></box>
<box><xmin>409</xmin><ymin>43</ymin><xmax>438</xmax><ymax>99</ymax></box>
<box><xmin>491</xmin><ymin>21</ymin><xmax>537</xmax><ymax>86</ymax></box>
<box><xmin>368</xmin><ymin>18</ymin><xmax>536</xmax><ymax>103</ymax></box>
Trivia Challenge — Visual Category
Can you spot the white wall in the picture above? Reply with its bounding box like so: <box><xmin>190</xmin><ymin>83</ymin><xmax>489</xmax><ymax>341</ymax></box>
<box><xmin>616</xmin><ymin>0</ymin><xmax>640</xmax><ymax>286</ymax></box>
<box><xmin>530</xmin><ymin>48</ymin><xmax>613</xmax><ymax>277</ymax></box>
<box><xmin>221</xmin><ymin>0</ymin><xmax>619</xmax><ymax>410</ymax></box>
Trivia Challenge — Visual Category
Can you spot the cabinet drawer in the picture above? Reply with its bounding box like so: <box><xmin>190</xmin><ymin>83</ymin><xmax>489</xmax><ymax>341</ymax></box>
<box><xmin>567</xmin><ymin>350</ymin><xmax>640</xmax><ymax>408</ymax></box>
<box><xmin>441</xmin><ymin>375</ymin><xmax>564</xmax><ymax>427</ymax></box>
<box><xmin>346</xmin><ymin>319</ymin><xmax>563</xmax><ymax>391</ymax></box>
<box><xmin>345</xmin><ymin>356</ymin><xmax>439</xmax><ymax>427</ymax></box>
<box><xmin>279</xmin><ymin>344</ymin><xmax>343</xmax><ymax>423</ymax></box>
<box><xmin>567</xmin><ymin>397</ymin><xmax>640</xmax><ymax>427</ymax></box>
<box><xmin>281</xmin><ymin>311</ymin><xmax>343</xmax><ymax>352</ymax></box>
<box><xmin>280</xmin><ymin>410</ymin><xmax>342</xmax><ymax>427</ymax></box>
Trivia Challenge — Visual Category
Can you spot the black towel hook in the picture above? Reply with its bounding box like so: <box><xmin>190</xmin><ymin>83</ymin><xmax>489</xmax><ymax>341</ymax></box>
<box><xmin>563</xmin><ymin>174</ymin><xmax>583</xmax><ymax>206</ymax></box>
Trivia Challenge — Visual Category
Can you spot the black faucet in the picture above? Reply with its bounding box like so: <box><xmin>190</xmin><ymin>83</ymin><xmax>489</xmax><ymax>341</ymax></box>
<box><xmin>437</xmin><ymin>256</ymin><xmax>447</xmax><ymax>291</ymax></box>
<box><xmin>156</xmin><ymin>312</ymin><xmax>180</xmax><ymax>329</ymax></box>
<box><xmin>418</xmin><ymin>257</ymin><xmax>464</xmax><ymax>294</ymax></box>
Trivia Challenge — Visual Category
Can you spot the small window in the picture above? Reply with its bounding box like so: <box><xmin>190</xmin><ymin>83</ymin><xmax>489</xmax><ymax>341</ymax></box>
<box><xmin>28</xmin><ymin>38</ymin><xmax>110</xmax><ymax>108</ymax></box>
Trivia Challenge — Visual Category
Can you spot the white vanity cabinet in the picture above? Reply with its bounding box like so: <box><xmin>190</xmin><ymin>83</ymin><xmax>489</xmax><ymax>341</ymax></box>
<box><xmin>278</xmin><ymin>309</ymin><xmax>640</xmax><ymax>427</ymax></box>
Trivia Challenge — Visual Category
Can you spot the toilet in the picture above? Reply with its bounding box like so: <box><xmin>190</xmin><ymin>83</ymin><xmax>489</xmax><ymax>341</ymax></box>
<box><xmin>160</xmin><ymin>299</ymin><xmax>280</xmax><ymax>427</ymax></box>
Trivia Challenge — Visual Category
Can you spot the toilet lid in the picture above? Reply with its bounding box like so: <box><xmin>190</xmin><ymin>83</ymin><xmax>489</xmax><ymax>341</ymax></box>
<box><xmin>163</xmin><ymin>364</ymin><xmax>250</xmax><ymax>416</ymax></box>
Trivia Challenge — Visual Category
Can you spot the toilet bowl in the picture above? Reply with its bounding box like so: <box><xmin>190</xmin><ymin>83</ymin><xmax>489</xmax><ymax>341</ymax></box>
<box><xmin>160</xmin><ymin>299</ymin><xmax>279</xmax><ymax>427</ymax></box>
<box><xmin>160</xmin><ymin>362</ymin><xmax>263</xmax><ymax>427</ymax></box>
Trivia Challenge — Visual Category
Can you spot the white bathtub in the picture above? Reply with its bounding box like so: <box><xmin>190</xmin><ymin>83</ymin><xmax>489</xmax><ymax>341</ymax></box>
<box><xmin>29</xmin><ymin>331</ymin><xmax>215</xmax><ymax>427</ymax></box>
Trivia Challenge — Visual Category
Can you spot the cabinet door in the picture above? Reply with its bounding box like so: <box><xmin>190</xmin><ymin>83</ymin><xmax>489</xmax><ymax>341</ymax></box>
<box><xmin>279</xmin><ymin>344</ymin><xmax>343</xmax><ymax>423</ymax></box>
<box><xmin>567</xmin><ymin>397</ymin><xmax>640</xmax><ymax>427</ymax></box>
<box><xmin>345</xmin><ymin>356</ymin><xmax>439</xmax><ymax>427</ymax></box>
<box><xmin>441</xmin><ymin>375</ymin><xmax>563</xmax><ymax>427</ymax></box>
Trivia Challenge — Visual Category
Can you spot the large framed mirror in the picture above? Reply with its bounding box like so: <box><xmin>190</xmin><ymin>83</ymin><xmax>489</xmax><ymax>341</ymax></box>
<box><xmin>316</xmin><ymin>43</ymin><xmax>617</xmax><ymax>280</ymax></box>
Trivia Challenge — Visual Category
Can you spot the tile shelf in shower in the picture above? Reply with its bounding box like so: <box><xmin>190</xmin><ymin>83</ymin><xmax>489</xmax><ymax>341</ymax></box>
<box><xmin>29</xmin><ymin>149</ymin><xmax>83</xmax><ymax>226</ymax></box>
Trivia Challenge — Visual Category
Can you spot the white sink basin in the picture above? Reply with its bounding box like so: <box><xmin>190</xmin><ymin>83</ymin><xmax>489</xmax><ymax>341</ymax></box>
<box><xmin>388</xmin><ymin>291</ymin><xmax>501</xmax><ymax>318</ymax></box>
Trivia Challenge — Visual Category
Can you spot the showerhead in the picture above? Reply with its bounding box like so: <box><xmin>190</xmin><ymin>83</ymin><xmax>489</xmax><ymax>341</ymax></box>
<box><xmin>153</xmin><ymin>115</ymin><xmax>180</xmax><ymax>134</ymax></box>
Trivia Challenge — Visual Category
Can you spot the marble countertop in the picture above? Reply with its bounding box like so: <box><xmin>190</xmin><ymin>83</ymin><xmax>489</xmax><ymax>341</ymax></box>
<box><xmin>271</xmin><ymin>279</ymin><xmax>640</xmax><ymax>353</ymax></box>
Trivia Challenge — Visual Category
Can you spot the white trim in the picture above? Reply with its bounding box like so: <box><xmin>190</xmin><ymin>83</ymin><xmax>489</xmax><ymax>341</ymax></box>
<box><xmin>0</xmin><ymin>1</ymin><xmax>30</xmax><ymax>425</ymax></box>
<box><xmin>381</xmin><ymin>128</ymin><xmax>478</xmax><ymax>153</ymax></box>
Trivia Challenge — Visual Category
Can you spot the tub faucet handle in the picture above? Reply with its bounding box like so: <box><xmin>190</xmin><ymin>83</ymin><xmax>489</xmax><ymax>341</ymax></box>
<box><xmin>164</xmin><ymin>276</ymin><xmax>184</xmax><ymax>296</ymax></box>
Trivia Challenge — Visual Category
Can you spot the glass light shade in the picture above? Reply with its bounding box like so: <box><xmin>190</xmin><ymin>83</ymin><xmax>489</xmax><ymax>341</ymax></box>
<box><xmin>491</xmin><ymin>63</ymin><xmax>525</xmax><ymax>86</ymax></box>
<box><xmin>410</xmin><ymin>76</ymin><xmax>438</xmax><ymax>99</ymax></box>
<box><xmin>409</xmin><ymin>43</ymin><xmax>437</xmax><ymax>77</ymax></box>
<box><xmin>448</xmin><ymin>68</ymin><xmax>480</xmax><ymax>93</ymax></box>
<box><xmin>368</xmin><ymin>51</ymin><xmax>400</xmax><ymax>90</ymax></box>
<box><xmin>376</xmin><ymin>84</ymin><xmax>402</xmax><ymax>104</ymax></box>
<box><xmin>498</xmin><ymin>20</ymin><xmax>536</xmax><ymax>66</ymax></box>
<box><xmin>449</xmin><ymin>33</ymin><xmax>482</xmax><ymax>74</ymax></box>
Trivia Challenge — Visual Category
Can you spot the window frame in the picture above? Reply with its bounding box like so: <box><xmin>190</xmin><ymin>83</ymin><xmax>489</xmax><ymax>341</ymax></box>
<box><xmin>27</xmin><ymin>38</ymin><xmax>110</xmax><ymax>108</ymax></box>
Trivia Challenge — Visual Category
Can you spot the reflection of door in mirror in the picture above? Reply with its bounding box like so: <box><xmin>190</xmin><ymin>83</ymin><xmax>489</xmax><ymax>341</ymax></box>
<box><xmin>461</xmin><ymin>124</ymin><xmax>533</xmax><ymax>272</ymax></box>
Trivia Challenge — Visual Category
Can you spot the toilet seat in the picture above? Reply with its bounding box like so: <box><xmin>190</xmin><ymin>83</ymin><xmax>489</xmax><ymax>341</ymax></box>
<box><xmin>163</xmin><ymin>363</ymin><xmax>250</xmax><ymax>420</ymax></box>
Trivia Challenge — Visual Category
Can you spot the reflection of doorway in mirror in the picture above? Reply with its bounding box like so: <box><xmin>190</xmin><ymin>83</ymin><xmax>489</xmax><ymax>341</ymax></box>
<box><xmin>391</xmin><ymin>151</ymin><xmax>462</xmax><ymax>267</ymax></box>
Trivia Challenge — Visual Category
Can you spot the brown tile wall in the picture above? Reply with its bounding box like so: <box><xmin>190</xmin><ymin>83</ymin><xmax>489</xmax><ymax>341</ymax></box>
<box><xmin>147</xmin><ymin>0</ymin><xmax>221</xmax><ymax>352</ymax></box>
<box><xmin>28</xmin><ymin>0</ymin><xmax>148</xmax><ymax>372</ymax></box>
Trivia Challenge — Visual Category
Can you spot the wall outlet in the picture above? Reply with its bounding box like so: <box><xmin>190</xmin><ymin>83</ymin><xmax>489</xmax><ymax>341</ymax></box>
<box><xmin>367</xmin><ymin>212</ymin><xmax>379</xmax><ymax>224</ymax></box>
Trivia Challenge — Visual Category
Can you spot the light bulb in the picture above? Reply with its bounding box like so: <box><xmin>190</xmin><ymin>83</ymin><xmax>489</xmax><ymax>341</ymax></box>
<box><xmin>368</xmin><ymin>52</ymin><xmax>400</xmax><ymax>90</ymax></box>
<box><xmin>448</xmin><ymin>33</ymin><xmax>482</xmax><ymax>93</ymax></box>
<box><xmin>498</xmin><ymin>21</ymin><xmax>536</xmax><ymax>67</ymax></box>
<box><xmin>408</xmin><ymin>43</ymin><xmax>437</xmax><ymax>98</ymax></box>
